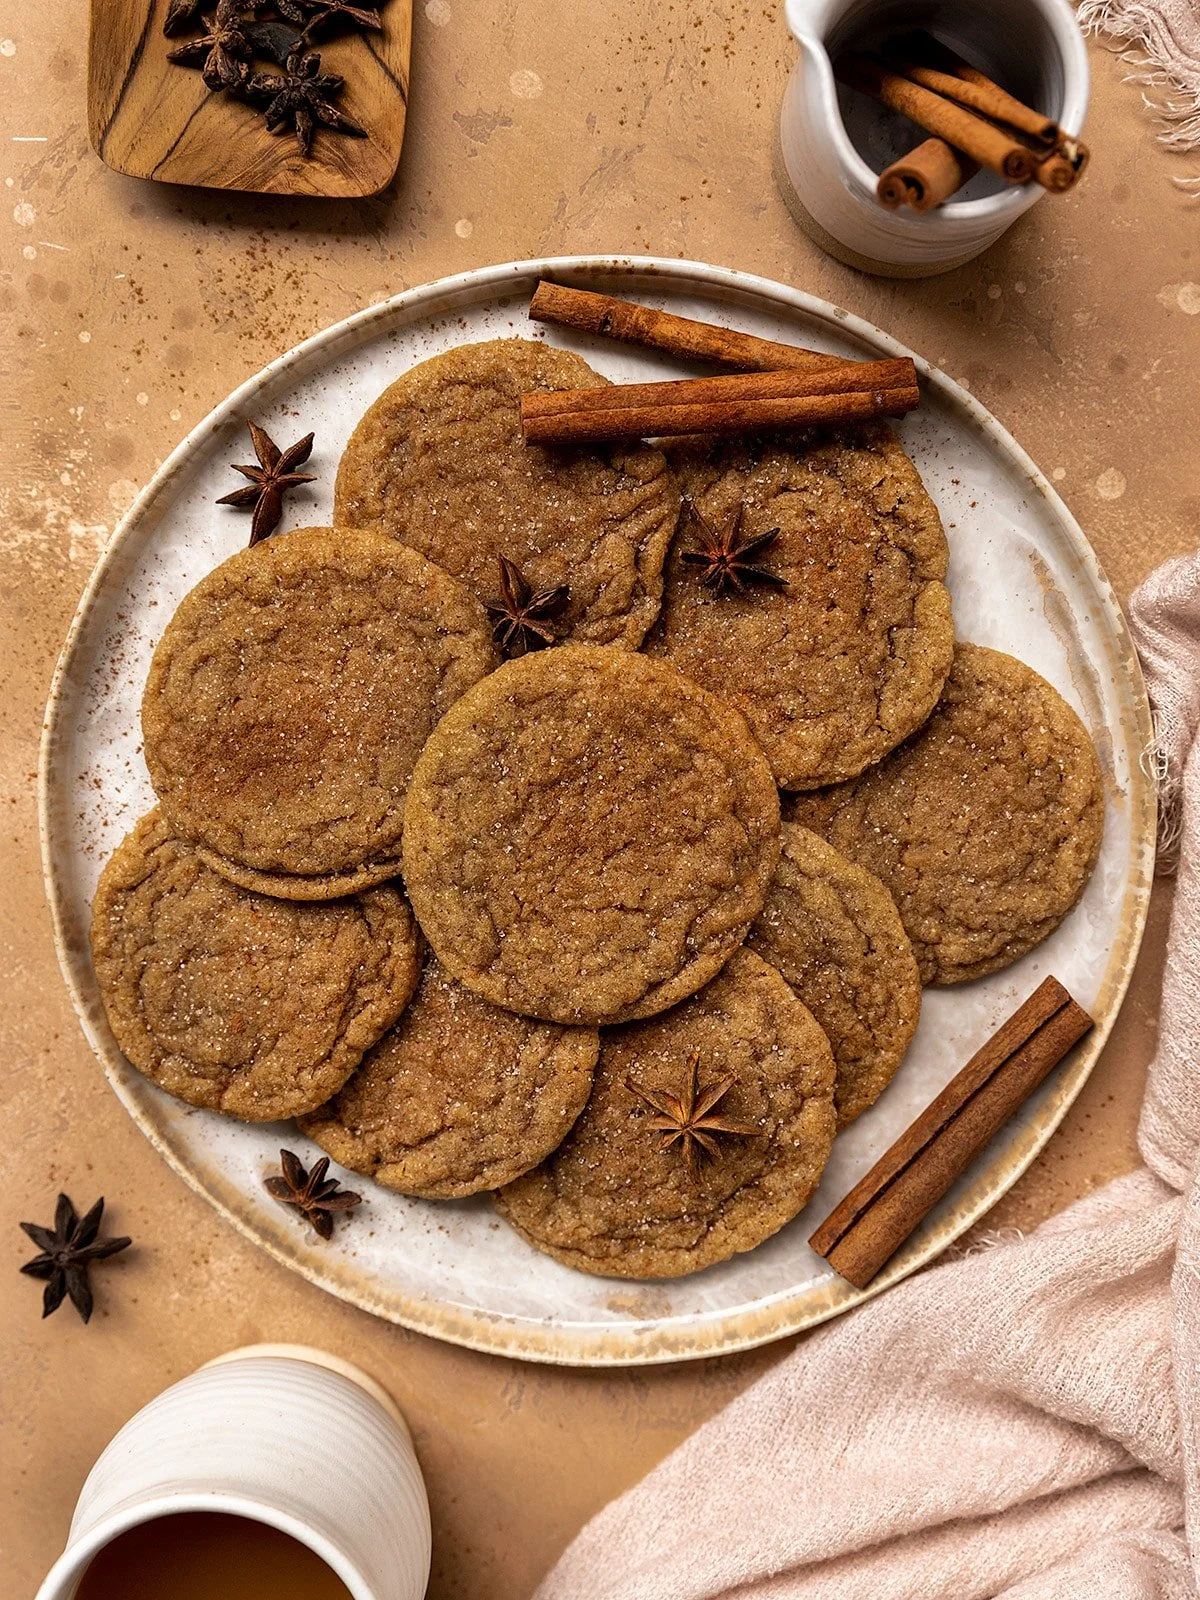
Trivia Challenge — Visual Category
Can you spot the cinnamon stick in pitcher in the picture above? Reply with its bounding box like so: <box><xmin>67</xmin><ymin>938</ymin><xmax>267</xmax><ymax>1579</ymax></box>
<box><xmin>521</xmin><ymin>359</ymin><xmax>920</xmax><ymax>444</ymax></box>
<box><xmin>836</xmin><ymin>52</ymin><xmax>1038</xmax><ymax>182</ymax></box>
<box><xmin>529</xmin><ymin>281</ymin><xmax>846</xmax><ymax>373</ymax></box>
<box><xmin>890</xmin><ymin>58</ymin><xmax>1059</xmax><ymax>145</ymax></box>
<box><xmin>1031</xmin><ymin>134</ymin><xmax>1090</xmax><ymax>192</ymax></box>
<box><xmin>877</xmin><ymin>138</ymin><xmax>979</xmax><ymax>210</ymax></box>
<box><xmin>810</xmin><ymin>977</ymin><xmax>1093</xmax><ymax>1290</ymax></box>
<box><xmin>890</xmin><ymin>34</ymin><xmax>1090</xmax><ymax>190</ymax></box>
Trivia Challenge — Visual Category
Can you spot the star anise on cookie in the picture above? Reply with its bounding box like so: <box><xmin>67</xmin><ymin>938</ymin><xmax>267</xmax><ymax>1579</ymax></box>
<box><xmin>264</xmin><ymin>1149</ymin><xmax>362</xmax><ymax>1241</ymax></box>
<box><xmin>485</xmin><ymin>555</ymin><xmax>571</xmax><ymax>658</ymax></box>
<box><xmin>19</xmin><ymin>1194</ymin><xmax>132</xmax><ymax>1323</ymax></box>
<box><xmin>216</xmin><ymin>420</ymin><xmax>316</xmax><ymax>544</ymax></box>
<box><xmin>240</xmin><ymin>46</ymin><xmax>367</xmax><ymax>157</ymax></box>
<box><xmin>678</xmin><ymin>499</ymin><xmax>788</xmax><ymax>597</ymax></box>
<box><xmin>167</xmin><ymin>0</ymin><xmax>253</xmax><ymax>91</ymax></box>
<box><xmin>626</xmin><ymin>1055</ymin><xmax>758</xmax><ymax>1176</ymax></box>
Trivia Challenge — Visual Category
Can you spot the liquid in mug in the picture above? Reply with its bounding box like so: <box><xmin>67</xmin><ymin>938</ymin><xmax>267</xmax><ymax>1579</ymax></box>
<box><xmin>73</xmin><ymin>1511</ymin><xmax>356</xmax><ymax>1600</ymax></box>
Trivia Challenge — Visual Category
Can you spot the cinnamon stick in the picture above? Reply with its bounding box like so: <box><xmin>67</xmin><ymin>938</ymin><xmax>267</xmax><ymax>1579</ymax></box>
<box><xmin>1031</xmin><ymin>134</ymin><xmax>1090</xmax><ymax>193</ymax></box>
<box><xmin>521</xmin><ymin>360</ymin><xmax>920</xmax><ymax>445</ymax></box>
<box><xmin>876</xmin><ymin>138</ymin><xmax>979</xmax><ymax>210</ymax></box>
<box><xmin>891</xmin><ymin>58</ymin><xmax>1059</xmax><ymax>145</ymax></box>
<box><xmin>810</xmin><ymin>976</ymin><xmax>1094</xmax><ymax>1290</ymax></box>
<box><xmin>892</xmin><ymin>34</ymin><xmax>1090</xmax><ymax>190</ymax></box>
<box><xmin>528</xmin><ymin>281</ymin><xmax>846</xmax><ymax>374</ymax></box>
<box><xmin>836</xmin><ymin>52</ymin><xmax>1037</xmax><ymax>182</ymax></box>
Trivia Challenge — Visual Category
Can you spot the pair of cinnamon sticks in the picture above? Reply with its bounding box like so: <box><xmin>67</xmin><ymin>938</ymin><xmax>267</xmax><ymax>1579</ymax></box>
<box><xmin>838</xmin><ymin>34</ymin><xmax>1089</xmax><ymax>213</ymax></box>
<box><xmin>810</xmin><ymin>976</ymin><xmax>1093</xmax><ymax>1287</ymax></box>
<box><xmin>522</xmin><ymin>281</ymin><xmax>920</xmax><ymax>445</ymax></box>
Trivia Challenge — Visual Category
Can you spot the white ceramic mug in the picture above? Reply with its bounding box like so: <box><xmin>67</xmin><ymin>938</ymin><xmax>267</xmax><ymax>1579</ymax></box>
<box><xmin>35</xmin><ymin>1345</ymin><xmax>431</xmax><ymax>1600</ymax></box>
<box><xmin>777</xmin><ymin>0</ymin><xmax>1090</xmax><ymax>275</ymax></box>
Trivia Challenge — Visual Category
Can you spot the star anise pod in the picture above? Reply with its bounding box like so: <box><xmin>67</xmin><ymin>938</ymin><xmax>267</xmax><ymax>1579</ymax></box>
<box><xmin>163</xmin><ymin>0</ymin><xmax>208</xmax><ymax>37</ymax></box>
<box><xmin>264</xmin><ymin>1149</ymin><xmax>362</xmax><ymax>1241</ymax></box>
<box><xmin>216</xmin><ymin>419</ymin><xmax>316</xmax><ymax>544</ymax></box>
<box><xmin>627</xmin><ymin>1054</ymin><xmax>758</xmax><ymax>1177</ymax></box>
<box><xmin>167</xmin><ymin>0</ymin><xmax>253</xmax><ymax>91</ymax></box>
<box><xmin>19</xmin><ymin>1194</ymin><xmax>132</xmax><ymax>1323</ymax></box>
<box><xmin>279</xmin><ymin>0</ymin><xmax>385</xmax><ymax>38</ymax></box>
<box><xmin>485</xmin><ymin>555</ymin><xmax>571</xmax><ymax>657</ymax></box>
<box><xmin>240</xmin><ymin>46</ymin><xmax>367</xmax><ymax>158</ymax></box>
<box><xmin>678</xmin><ymin>499</ymin><xmax>788</xmax><ymax>597</ymax></box>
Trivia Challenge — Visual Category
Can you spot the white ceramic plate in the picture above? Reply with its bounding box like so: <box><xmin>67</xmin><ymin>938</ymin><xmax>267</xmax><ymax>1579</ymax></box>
<box><xmin>40</xmin><ymin>257</ymin><xmax>1155</xmax><ymax>1366</ymax></box>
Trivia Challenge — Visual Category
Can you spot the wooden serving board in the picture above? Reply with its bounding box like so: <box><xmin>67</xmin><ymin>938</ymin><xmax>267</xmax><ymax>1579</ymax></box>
<box><xmin>88</xmin><ymin>0</ymin><xmax>411</xmax><ymax>197</ymax></box>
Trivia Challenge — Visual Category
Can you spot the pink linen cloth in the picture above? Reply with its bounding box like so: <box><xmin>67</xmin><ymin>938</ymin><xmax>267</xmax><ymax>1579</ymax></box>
<box><xmin>536</xmin><ymin>548</ymin><xmax>1200</xmax><ymax>1600</ymax></box>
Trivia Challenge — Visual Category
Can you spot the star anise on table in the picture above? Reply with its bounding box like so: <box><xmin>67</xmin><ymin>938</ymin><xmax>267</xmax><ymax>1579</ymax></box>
<box><xmin>167</xmin><ymin>0</ymin><xmax>253</xmax><ymax>91</ymax></box>
<box><xmin>485</xmin><ymin>555</ymin><xmax>571</xmax><ymax>657</ymax></box>
<box><xmin>626</xmin><ymin>1054</ymin><xmax>758</xmax><ymax>1177</ymax></box>
<box><xmin>264</xmin><ymin>1149</ymin><xmax>362</xmax><ymax>1241</ymax></box>
<box><xmin>678</xmin><ymin>499</ymin><xmax>788</xmax><ymax>598</ymax></box>
<box><xmin>19</xmin><ymin>1194</ymin><xmax>132</xmax><ymax>1323</ymax></box>
<box><xmin>216</xmin><ymin>419</ymin><xmax>316</xmax><ymax>544</ymax></box>
<box><xmin>240</xmin><ymin>46</ymin><xmax>368</xmax><ymax>157</ymax></box>
<box><xmin>279</xmin><ymin>0</ymin><xmax>385</xmax><ymax>38</ymax></box>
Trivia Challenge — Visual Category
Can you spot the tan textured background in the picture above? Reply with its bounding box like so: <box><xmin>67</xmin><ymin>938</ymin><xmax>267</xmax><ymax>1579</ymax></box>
<box><xmin>2</xmin><ymin>4</ymin><xmax>1198</xmax><ymax>1596</ymax></box>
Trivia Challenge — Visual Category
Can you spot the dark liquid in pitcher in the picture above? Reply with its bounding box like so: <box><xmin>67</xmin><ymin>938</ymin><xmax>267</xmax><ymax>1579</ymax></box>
<box><xmin>74</xmin><ymin>1511</ymin><xmax>355</xmax><ymax>1600</ymax></box>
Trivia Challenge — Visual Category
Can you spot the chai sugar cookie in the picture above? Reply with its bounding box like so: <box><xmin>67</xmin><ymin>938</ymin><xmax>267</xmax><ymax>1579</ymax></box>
<box><xmin>645</xmin><ymin>424</ymin><xmax>954</xmax><ymax>790</ymax></box>
<box><xmin>300</xmin><ymin>955</ymin><xmax>599</xmax><ymax>1198</ymax></box>
<box><xmin>495</xmin><ymin>949</ymin><xmax>836</xmax><ymax>1279</ymax></box>
<box><xmin>90</xmin><ymin>811</ymin><xmax>421</xmax><ymax>1121</ymax></box>
<box><xmin>141</xmin><ymin>526</ymin><xmax>497</xmax><ymax>896</ymax></box>
<box><xmin>747</xmin><ymin>823</ymin><xmax>920</xmax><ymax>1127</ymax></box>
<box><xmin>333</xmin><ymin>339</ymin><xmax>680</xmax><ymax>650</ymax></box>
<box><xmin>788</xmin><ymin>644</ymin><xmax>1105</xmax><ymax>985</ymax></box>
<box><xmin>401</xmin><ymin>645</ymin><xmax>781</xmax><ymax>1026</ymax></box>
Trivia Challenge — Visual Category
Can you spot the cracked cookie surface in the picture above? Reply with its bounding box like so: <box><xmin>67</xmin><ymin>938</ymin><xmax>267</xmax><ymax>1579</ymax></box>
<box><xmin>142</xmin><ymin>525</ymin><xmax>497</xmax><ymax>888</ymax></box>
<box><xmin>645</xmin><ymin>424</ymin><xmax>954</xmax><ymax>790</ymax></box>
<box><xmin>90</xmin><ymin>811</ymin><xmax>421</xmax><ymax>1120</ymax></box>
<box><xmin>300</xmin><ymin>954</ymin><xmax>599</xmax><ymax>1198</ymax></box>
<box><xmin>402</xmin><ymin>645</ymin><xmax>781</xmax><ymax>1026</ymax></box>
<box><xmin>495</xmin><ymin>949</ymin><xmax>836</xmax><ymax>1279</ymax></box>
<box><xmin>333</xmin><ymin>339</ymin><xmax>680</xmax><ymax>649</ymax></box>
<box><xmin>788</xmin><ymin>644</ymin><xmax>1105</xmax><ymax>985</ymax></box>
<box><xmin>748</xmin><ymin>823</ymin><xmax>920</xmax><ymax>1127</ymax></box>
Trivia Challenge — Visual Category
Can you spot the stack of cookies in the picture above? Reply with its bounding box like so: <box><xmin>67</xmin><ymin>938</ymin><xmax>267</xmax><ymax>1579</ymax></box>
<box><xmin>91</xmin><ymin>338</ymin><xmax>1104</xmax><ymax>1281</ymax></box>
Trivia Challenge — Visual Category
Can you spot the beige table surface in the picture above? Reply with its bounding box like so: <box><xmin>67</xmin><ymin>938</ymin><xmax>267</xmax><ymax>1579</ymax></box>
<box><xmin>2</xmin><ymin>5</ymin><xmax>1198</xmax><ymax>1596</ymax></box>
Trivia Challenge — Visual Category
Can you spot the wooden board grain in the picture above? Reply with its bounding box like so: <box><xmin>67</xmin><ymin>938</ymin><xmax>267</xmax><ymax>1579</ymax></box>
<box><xmin>88</xmin><ymin>0</ymin><xmax>410</xmax><ymax>196</ymax></box>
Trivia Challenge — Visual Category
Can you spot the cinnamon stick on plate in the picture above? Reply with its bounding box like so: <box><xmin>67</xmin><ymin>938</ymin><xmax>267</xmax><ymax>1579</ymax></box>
<box><xmin>877</xmin><ymin>138</ymin><xmax>979</xmax><ymax>210</ymax></box>
<box><xmin>810</xmin><ymin>976</ymin><xmax>1094</xmax><ymax>1290</ymax></box>
<box><xmin>529</xmin><ymin>281</ymin><xmax>847</xmax><ymax>373</ymax></box>
<box><xmin>520</xmin><ymin>358</ymin><xmax>920</xmax><ymax>445</ymax></box>
<box><xmin>836</xmin><ymin>52</ymin><xmax>1038</xmax><ymax>182</ymax></box>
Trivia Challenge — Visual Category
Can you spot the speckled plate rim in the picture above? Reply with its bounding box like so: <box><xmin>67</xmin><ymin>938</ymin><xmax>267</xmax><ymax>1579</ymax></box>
<box><xmin>39</xmin><ymin>254</ymin><xmax>1156</xmax><ymax>1367</ymax></box>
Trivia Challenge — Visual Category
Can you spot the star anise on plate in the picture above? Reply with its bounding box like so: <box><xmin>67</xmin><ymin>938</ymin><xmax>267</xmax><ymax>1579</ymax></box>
<box><xmin>19</xmin><ymin>1194</ymin><xmax>132</xmax><ymax>1323</ymax></box>
<box><xmin>240</xmin><ymin>46</ymin><xmax>368</xmax><ymax>157</ymax></box>
<box><xmin>279</xmin><ymin>0</ymin><xmax>385</xmax><ymax>37</ymax></box>
<box><xmin>167</xmin><ymin>0</ymin><xmax>253</xmax><ymax>91</ymax></box>
<box><xmin>626</xmin><ymin>1054</ymin><xmax>758</xmax><ymax>1176</ymax></box>
<box><xmin>678</xmin><ymin>499</ymin><xmax>788</xmax><ymax>597</ymax></box>
<box><xmin>216</xmin><ymin>419</ymin><xmax>316</xmax><ymax>544</ymax></box>
<box><xmin>485</xmin><ymin>555</ymin><xmax>571</xmax><ymax>657</ymax></box>
<box><xmin>264</xmin><ymin>1149</ymin><xmax>362</xmax><ymax>1241</ymax></box>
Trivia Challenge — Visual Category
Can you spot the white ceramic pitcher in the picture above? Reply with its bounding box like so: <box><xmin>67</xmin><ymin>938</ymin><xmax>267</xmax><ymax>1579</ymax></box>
<box><xmin>777</xmin><ymin>0</ymin><xmax>1090</xmax><ymax>275</ymax></box>
<box><xmin>34</xmin><ymin>1346</ymin><xmax>431</xmax><ymax>1600</ymax></box>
